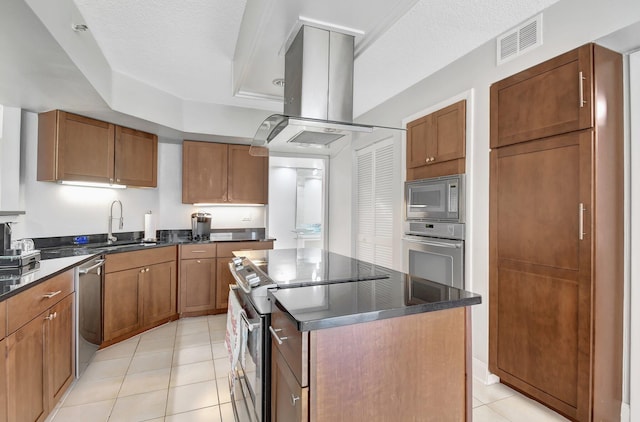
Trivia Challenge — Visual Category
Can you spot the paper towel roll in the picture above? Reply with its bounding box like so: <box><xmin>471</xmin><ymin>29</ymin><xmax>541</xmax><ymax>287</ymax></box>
<box><xmin>144</xmin><ymin>211</ymin><xmax>156</xmax><ymax>241</ymax></box>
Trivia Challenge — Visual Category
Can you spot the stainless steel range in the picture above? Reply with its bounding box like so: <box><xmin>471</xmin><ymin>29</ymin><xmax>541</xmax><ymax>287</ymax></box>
<box><xmin>227</xmin><ymin>248</ymin><xmax>391</xmax><ymax>422</ymax></box>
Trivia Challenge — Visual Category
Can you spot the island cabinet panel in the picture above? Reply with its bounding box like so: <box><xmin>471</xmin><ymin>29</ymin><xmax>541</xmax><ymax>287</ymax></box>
<box><xmin>5</xmin><ymin>270</ymin><xmax>75</xmax><ymax>422</ymax></box>
<box><xmin>215</xmin><ymin>241</ymin><xmax>273</xmax><ymax>311</ymax></box>
<box><xmin>0</xmin><ymin>338</ymin><xmax>6</xmax><ymax>422</ymax></box>
<box><xmin>114</xmin><ymin>126</ymin><xmax>158</xmax><ymax>187</ymax></box>
<box><xmin>37</xmin><ymin>110</ymin><xmax>157</xmax><ymax>187</ymax></box>
<box><xmin>103</xmin><ymin>246</ymin><xmax>178</xmax><ymax>344</ymax></box>
<box><xmin>489</xmin><ymin>43</ymin><xmax>623</xmax><ymax>422</ymax></box>
<box><xmin>310</xmin><ymin>308</ymin><xmax>467</xmax><ymax>422</ymax></box>
<box><xmin>271</xmin><ymin>306</ymin><xmax>470</xmax><ymax>422</ymax></box>
<box><xmin>490</xmin><ymin>45</ymin><xmax>593</xmax><ymax>148</ymax></box>
<box><xmin>0</xmin><ymin>300</ymin><xmax>6</xmax><ymax>339</ymax></box>
<box><xmin>406</xmin><ymin>99</ymin><xmax>466</xmax><ymax>180</ymax></box>
<box><xmin>272</xmin><ymin>348</ymin><xmax>309</xmax><ymax>422</ymax></box>
<box><xmin>182</xmin><ymin>141</ymin><xmax>268</xmax><ymax>205</ymax></box>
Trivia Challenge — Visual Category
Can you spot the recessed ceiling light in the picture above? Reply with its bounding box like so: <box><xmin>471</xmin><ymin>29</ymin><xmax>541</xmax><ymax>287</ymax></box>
<box><xmin>72</xmin><ymin>24</ymin><xmax>89</xmax><ymax>32</ymax></box>
<box><xmin>272</xmin><ymin>78</ymin><xmax>285</xmax><ymax>88</ymax></box>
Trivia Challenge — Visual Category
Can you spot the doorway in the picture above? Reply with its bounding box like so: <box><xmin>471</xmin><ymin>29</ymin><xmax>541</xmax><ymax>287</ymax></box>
<box><xmin>268</xmin><ymin>156</ymin><xmax>327</xmax><ymax>250</ymax></box>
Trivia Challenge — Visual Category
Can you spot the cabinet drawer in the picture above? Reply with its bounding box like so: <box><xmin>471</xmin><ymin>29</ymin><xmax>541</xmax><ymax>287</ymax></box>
<box><xmin>270</xmin><ymin>302</ymin><xmax>308</xmax><ymax>387</ymax></box>
<box><xmin>272</xmin><ymin>346</ymin><xmax>309</xmax><ymax>422</ymax></box>
<box><xmin>216</xmin><ymin>240</ymin><xmax>273</xmax><ymax>257</ymax></box>
<box><xmin>180</xmin><ymin>243</ymin><xmax>217</xmax><ymax>259</ymax></box>
<box><xmin>0</xmin><ymin>300</ymin><xmax>6</xmax><ymax>339</ymax></box>
<box><xmin>7</xmin><ymin>270</ymin><xmax>74</xmax><ymax>335</ymax></box>
<box><xmin>106</xmin><ymin>246</ymin><xmax>176</xmax><ymax>273</ymax></box>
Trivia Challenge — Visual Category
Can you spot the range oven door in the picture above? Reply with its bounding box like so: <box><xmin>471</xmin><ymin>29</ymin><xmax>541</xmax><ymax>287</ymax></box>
<box><xmin>403</xmin><ymin>235</ymin><xmax>464</xmax><ymax>289</ymax></box>
<box><xmin>230</xmin><ymin>287</ymin><xmax>268</xmax><ymax>422</ymax></box>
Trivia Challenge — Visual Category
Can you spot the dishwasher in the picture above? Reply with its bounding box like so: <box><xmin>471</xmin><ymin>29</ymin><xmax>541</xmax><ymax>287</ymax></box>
<box><xmin>77</xmin><ymin>256</ymin><xmax>105</xmax><ymax>376</ymax></box>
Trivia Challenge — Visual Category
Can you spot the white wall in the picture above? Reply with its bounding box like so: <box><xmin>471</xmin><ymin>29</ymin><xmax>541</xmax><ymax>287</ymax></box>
<box><xmin>329</xmin><ymin>0</ymin><xmax>640</xmax><ymax>407</ymax></box>
<box><xmin>0</xmin><ymin>105</ymin><xmax>22</xmax><ymax>216</ymax></box>
<box><xmin>10</xmin><ymin>111</ymin><xmax>266</xmax><ymax>240</ymax></box>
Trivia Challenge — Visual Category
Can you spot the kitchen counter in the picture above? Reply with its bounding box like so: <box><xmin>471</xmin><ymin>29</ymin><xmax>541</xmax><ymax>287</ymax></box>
<box><xmin>270</xmin><ymin>268</ymin><xmax>481</xmax><ymax>331</ymax></box>
<box><xmin>0</xmin><ymin>254</ymin><xmax>95</xmax><ymax>301</ymax></box>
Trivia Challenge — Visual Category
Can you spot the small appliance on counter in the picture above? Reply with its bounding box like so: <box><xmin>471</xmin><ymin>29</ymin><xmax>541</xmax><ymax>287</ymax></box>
<box><xmin>191</xmin><ymin>212</ymin><xmax>212</xmax><ymax>241</ymax></box>
<box><xmin>1</xmin><ymin>222</ymin><xmax>12</xmax><ymax>255</ymax></box>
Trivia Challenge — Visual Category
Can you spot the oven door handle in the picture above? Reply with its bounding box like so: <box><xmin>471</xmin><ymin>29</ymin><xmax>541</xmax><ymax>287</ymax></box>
<box><xmin>79</xmin><ymin>259</ymin><xmax>106</xmax><ymax>274</ymax></box>
<box><xmin>240</xmin><ymin>312</ymin><xmax>260</xmax><ymax>332</ymax></box>
<box><xmin>405</xmin><ymin>238</ymin><xmax>461</xmax><ymax>249</ymax></box>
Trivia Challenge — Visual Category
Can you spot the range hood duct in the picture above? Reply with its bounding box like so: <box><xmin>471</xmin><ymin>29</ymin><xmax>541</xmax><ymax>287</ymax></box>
<box><xmin>251</xmin><ymin>25</ymin><xmax>401</xmax><ymax>154</ymax></box>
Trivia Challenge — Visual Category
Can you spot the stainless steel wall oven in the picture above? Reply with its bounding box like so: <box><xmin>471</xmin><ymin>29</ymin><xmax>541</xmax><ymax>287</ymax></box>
<box><xmin>404</xmin><ymin>174</ymin><xmax>465</xmax><ymax>289</ymax></box>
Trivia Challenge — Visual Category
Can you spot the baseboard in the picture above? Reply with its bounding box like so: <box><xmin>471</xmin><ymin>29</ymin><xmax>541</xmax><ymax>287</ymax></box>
<box><xmin>472</xmin><ymin>357</ymin><xmax>500</xmax><ymax>385</ymax></box>
<box><xmin>621</xmin><ymin>402</ymin><xmax>630</xmax><ymax>422</ymax></box>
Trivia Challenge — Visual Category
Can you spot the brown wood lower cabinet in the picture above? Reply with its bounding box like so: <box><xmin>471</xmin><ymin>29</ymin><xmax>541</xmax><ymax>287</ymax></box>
<box><xmin>0</xmin><ymin>338</ymin><xmax>6</xmax><ymax>422</ymax></box>
<box><xmin>272</xmin><ymin>348</ymin><xmax>308</xmax><ymax>422</ymax></box>
<box><xmin>5</xmin><ymin>279</ymin><xmax>75</xmax><ymax>422</ymax></box>
<box><xmin>103</xmin><ymin>247</ymin><xmax>177</xmax><ymax>344</ymax></box>
<box><xmin>270</xmin><ymin>305</ymin><xmax>470</xmax><ymax>422</ymax></box>
<box><xmin>180</xmin><ymin>258</ymin><xmax>217</xmax><ymax>314</ymax></box>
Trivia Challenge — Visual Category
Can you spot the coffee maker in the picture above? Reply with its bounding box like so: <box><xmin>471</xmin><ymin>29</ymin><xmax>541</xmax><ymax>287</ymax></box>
<box><xmin>191</xmin><ymin>212</ymin><xmax>211</xmax><ymax>241</ymax></box>
<box><xmin>0</xmin><ymin>223</ymin><xmax>11</xmax><ymax>255</ymax></box>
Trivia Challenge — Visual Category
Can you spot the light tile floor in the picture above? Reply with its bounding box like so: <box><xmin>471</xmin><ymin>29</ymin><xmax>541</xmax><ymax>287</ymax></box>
<box><xmin>46</xmin><ymin>315</ymin><xmax>569</xmax><ymax>422</ymax></box>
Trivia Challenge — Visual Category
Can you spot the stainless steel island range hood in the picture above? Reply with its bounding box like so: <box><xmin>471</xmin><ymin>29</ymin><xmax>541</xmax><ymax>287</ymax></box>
<box><xmin>251</xmin><ymin>25</ymin><xmax>402</xmax><ymax>155</ymax></box>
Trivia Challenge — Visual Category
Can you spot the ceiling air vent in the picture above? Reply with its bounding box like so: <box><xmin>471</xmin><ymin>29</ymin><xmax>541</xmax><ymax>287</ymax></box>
<box><xmin>497</xmin><ymin>14</ymin><xmax>543</xmax><ymax>65</ymax></box>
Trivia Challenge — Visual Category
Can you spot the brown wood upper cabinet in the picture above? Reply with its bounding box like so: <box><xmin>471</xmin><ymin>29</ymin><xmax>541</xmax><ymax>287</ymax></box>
<box><xmin>182</xmin><ymin>141</ymin><xmax>268</xmax><ymax>204</ymax></box>
<box><xmin>490</xmin><ymin>44</ymin><xmax>593</xmax><ymax>148</ymax></box>
<box><xmin>37</xmin><ymin>110</ymin><xmax>158</xmax><ymax>187</ymax></box>
<box><xmin>489</xmin><ymin>43</ymin><xmax>623</xmax><ymax>422</ymax></box>
<box><xmin>406</xmin><ymin>100</ymin><xmax>466</xmax><ymax>180</ymax></box>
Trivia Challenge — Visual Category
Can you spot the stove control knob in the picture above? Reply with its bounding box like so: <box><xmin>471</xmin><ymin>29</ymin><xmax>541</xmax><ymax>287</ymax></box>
<box><xmin>231</xmin><ymin>257</ymin><xmax>243</xmax><ymax>267</ymax></box>
<box><xmin>246</xmin><ymin>273</ymin><xmax>261</xmax><ymax>287</ymax></box>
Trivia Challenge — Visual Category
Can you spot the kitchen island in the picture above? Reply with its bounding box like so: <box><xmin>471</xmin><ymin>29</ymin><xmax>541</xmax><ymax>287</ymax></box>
<box><xmin>231</xmin><ymin>249</ymin><xmax>481</xmax><ymax>422</ymax></box>
<box><xmin>270</xmin><ymin>274</ymin><xmax>480</xmax><ymax>422</ymax></box>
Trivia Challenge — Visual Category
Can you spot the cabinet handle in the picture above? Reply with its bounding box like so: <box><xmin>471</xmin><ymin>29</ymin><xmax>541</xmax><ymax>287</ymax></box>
<box><xmin>145</xmin><ymin>268</ymin><xmax>149</xmax><ymax>272</ymax></box>
<box><xmin>579</xmin><ymin>203</ymin><xmax>586</xmax><ymax>240</ymax></box>
<box><xmin>44</xmin><ymin>312</ymin><xmax>57</xmax><ymax>321</ymax></box>
<box><xmin>197</xmin><ymin>260</ymin><xmax>201</xmax><ymax>263</ymax></box>
<box><xmin>191</xmin><ymin>250</ymin><xmax>207</xmax><ymax>253</ymax></box>
<box><xmin>43</xmin><ymin>290</ymin><xmax>62</xmax><ymax>299</ymax></box>
<box><xmin>430</xmin><ymin>156</ymin><xmax>435</xmax><ymax>162</ymax></box>
<box><xmin>116</xmin><ymin>178</ymin><xmax>121</xmax><ymax>182</ymax></box>
<box><xmin>579</xmin><ymin>72</ymin><xmax>586</xmax><ymax>108</ymax></box>
<box><xmin>140</xmin><ymin>269</ymin><xmax>145</xmax><ymax>273</ymax></box>
<box><xmin>269</xmin><ymin>326</ymin><xmax>288</xmax><ymax>345</ymax></box>
<box><xmin>425</xmin><ymin>158</ymin><xmax>429</xmax><ymax>164</ymax></box>
<box><xmin>290</xmin><ymin>394</ymin><xmax>300</xmax><ymax>407</ymax></box>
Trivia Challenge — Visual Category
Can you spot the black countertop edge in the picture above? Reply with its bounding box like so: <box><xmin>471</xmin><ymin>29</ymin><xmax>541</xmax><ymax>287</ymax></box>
<box><xmin>0</xmin><ymin>254</ymin><xmax>98</xmax><ymax>302</ymax></box>
<box><xmin>289</xmin><ymin>296</ymin><xmax>482</xmax><ymax>332</ymax></box>
<box><xmin>40</xmin><ymin>237</ymin><xmax>276</xmax><ymax>260</ymax></box>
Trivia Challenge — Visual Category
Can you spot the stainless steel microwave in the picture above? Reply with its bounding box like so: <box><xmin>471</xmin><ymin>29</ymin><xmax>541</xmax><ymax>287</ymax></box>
<box><xmin>405</xmin><ymin>174</ymin><xmax>465</xmax><ymax>222</ymax></box>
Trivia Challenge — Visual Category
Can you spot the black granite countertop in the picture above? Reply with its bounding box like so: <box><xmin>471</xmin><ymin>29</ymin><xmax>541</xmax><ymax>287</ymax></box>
<box><xmin>269</xmin><ymin>268</ymin><xmax>481</xmax><ymax>331</ymax></box>
<box><xmin>0</xmin><ymin>254</ymin><xmax>96</xmax><ymax>302</ymax></box>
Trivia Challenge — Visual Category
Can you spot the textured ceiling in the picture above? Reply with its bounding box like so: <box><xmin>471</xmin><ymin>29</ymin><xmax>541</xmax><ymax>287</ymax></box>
<box><xmin>2</xmin><ymin>0</ymin><xmax>562</xmax><ymax>140</ymax></box>
<box><xmin>70</xmin><ymin>0</ymin><xmax>559</xmax><ymax>116</ymax></box>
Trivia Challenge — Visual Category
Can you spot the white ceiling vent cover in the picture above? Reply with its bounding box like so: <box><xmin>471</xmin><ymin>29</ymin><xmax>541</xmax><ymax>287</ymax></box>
<box><xmin>497</xmin><ymin>14</ymin><xmax>543</xmax><ymax>65</ymax></box>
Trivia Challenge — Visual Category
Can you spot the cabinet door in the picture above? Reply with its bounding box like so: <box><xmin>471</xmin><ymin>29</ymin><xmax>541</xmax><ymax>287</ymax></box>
<box><xmin>47</xmin><ymin>294</ymin><xmax>75</xmax><ymax>408</ymax></box>
<box><xmin>406</xmin><ymin>114</ymin><xmax>432</xmax><ymax>169</ymax></box>
<box><xmin>180</xmin><ymin>258</ymin><xmax>216</xmax><ymax>313</ymax></box>
<box><xmin>141</xmin><ymin>261</ymin><xmax>177</xmax><ymax>326</ymax></box>
<box><xmin>271</xmin><ymin>348</ymin><xmax>308</xmax><ymax>422</ymax></box>
<box><xmin>115</xmin><ymin>126</ymin><xmax>158</xmax><ymax>187</ymax></box>
<box><xmin>0</xmin><ymin>338</ymin><xmax>6</xmax><ymax>422</ymax></box>
<box><xmin>182</xmin><ymin>141</ymin><xmax>228</xmax><ymax>204</ymax></box>
<box><xmin>104</xmin><ymin>268</ymin><xmax>142</xmax><ymax>341</ymax></box>
<box><xmin>228</xmin><ymin>144</ymin><xmax>268</xmax><ymax>204</ymax></box>
<box><xmin>489</xmin><ymin>131</ymin><xmax>593</xmax><ymax>420</ymax></box>
<box><xmin>490</xmin><ymin>45</ymin><xmax>593</xmax><ymax>148</ymax></box>
<box><xmin>215</xmin><ymin>258</ymin><xmax>236</xmax><ymax>310</ymax></box>
<box><xmin>432</xmin><ymin>100</ymin><xmax>465</xmax><ymax>163</ymax></box>
<box><xmin>6</xmin><ymin>313</ymin><xmax>47</xmax><ymax>422</ymax></box>
<box><xmin>57</xmin><ymin>112</ymin><xmax>116</xmax><ymax>183</ymax></box>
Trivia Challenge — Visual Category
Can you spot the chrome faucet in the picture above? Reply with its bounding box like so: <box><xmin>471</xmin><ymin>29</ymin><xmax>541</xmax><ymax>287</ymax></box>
<box><xmin>107</xmin><ymin>200</ymin><xmax>123</xmax><ymax>244</ymax></box>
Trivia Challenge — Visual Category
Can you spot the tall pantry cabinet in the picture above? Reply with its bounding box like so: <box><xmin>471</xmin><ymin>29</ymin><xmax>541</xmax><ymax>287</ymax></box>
<box><xmin>489</xmin><ymin>43</ymin><xmax>623</xmax><ymax>422</ymax></box>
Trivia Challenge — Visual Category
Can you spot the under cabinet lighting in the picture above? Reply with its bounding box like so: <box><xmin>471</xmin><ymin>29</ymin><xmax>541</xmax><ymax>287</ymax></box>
<box><xmin>193</xmin><ymin>203</ymin><xmax>264</xmax><ymax>207</ymax></box>
<box><xmin>59</xmin><ymin>181</ymin><xmax>127</xmax><ymax>189</ymax></box>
